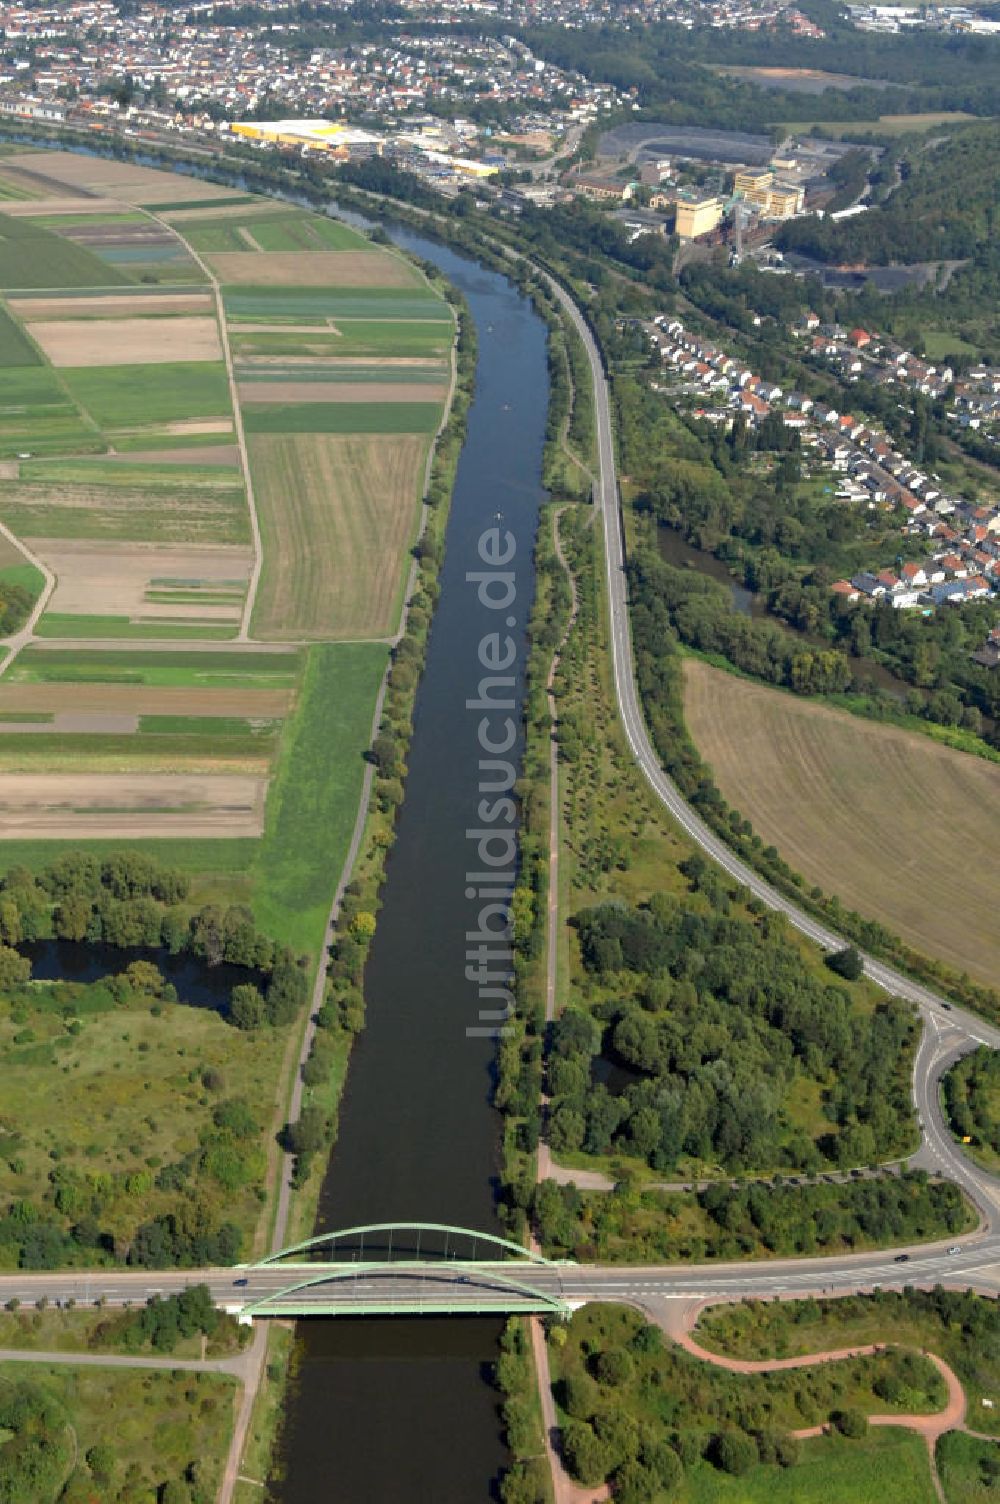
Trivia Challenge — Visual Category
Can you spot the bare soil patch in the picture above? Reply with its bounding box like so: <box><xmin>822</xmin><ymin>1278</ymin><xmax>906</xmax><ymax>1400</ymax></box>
<box><xmin>12</xmin><ymin>291</ymin><xmax>213</xmax><ymax>319</ymax></box>
<box><xmin>4</xmin><ymin>198</ymin><xmax>127</xmax><ymax>217</ymax></box>
<box><xmin>683</xmin><ymin>658</ymin><xmax>1000</xmax><ymax>986</ymax></box>
<box><xmin>237</xmin><ymin>379</ymin><xmax>448</xmax><ymax>404</ymax></box>
<box><xmin>163</xmin><ymin>419</ymin><xmax>233</xmax><ymax>436</ymax></box>
<box><xmin>27</xmin><ymin>315</ymin><xmax>222</xmax><ymax>367</ymax></box>
<box><xmin>3</xmin><ymin>153</ymin><xmax>241</xmax><ymax>204</ymax></box>
<box><xmin>0</xmin><ymin>684</ymin><xmax>291</xmax><ymax>716</ymax></box>
<box><xmin>249</xmin><ymin>431</ymin><xmax>427</xmax><ymax>639</ymax></box>
<box><xmin>0</xmin><ymin>771</ymin><xmax>266</xmax><ymax>837</ymax></box>
<box><xmin>108</xmin><ymin>444</ymin><xmax>240</xmax><ymax>467</ymax></box>
<box><xmin>205</xmin><ymin>250</ymin><xmax>418</xmax><ymax>287</ymax></box>
<box><xmin>30</xmin><ymin>539</ymin><xmax>252</xmax><ymax>620</ymax></box>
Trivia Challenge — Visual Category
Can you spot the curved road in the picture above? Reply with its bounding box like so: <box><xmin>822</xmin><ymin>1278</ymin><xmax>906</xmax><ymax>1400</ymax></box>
<box><xmin>0</xmin><ymin>263</ymin><xmax>998</xmax><ymax>1318</ymax></box>
<box><xmin>542</xmin><ymin>271</ymin><xmax>1000</xmax><ymax>1239</ymax></box>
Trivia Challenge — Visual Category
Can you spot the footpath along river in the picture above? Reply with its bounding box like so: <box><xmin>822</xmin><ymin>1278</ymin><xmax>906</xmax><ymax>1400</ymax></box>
<box><xmin>269</xmin><ymin>227</ymin><xmax>550</xmax><ymax>1500</ymax></box>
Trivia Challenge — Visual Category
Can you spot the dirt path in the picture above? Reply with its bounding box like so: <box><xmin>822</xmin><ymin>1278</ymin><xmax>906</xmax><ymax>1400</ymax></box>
<box><xmin>0</xmin><ymin>522</ymin><xmax>56</xmax><ymax>677</ymax></box>
<box><xmin>0</xmin><ymin>1346</ymin><xmax>253</xmax><ymax>1376</ymax></box>
<box><xmin>147</xmin><ymin>209</ymin><xmax>264</xmax><ymax>641</ymax></box>
<box><xmin>675</xmin><ymin>1309</ymin><xmax>968</xmax><ymax>1503</ymax></box>
<box><xmin>530</xmin><ymin>1318</ymin><xmax>609</xmax><ymax>1504</ymax></box>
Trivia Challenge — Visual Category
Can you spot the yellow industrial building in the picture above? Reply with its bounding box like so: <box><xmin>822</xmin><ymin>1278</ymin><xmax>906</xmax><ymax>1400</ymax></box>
<box><xmin>228</xmin><ymin>119</ymin><xmax>383</xmax><ymax>157</ymax></box>
<box><xmin>674</xmin><ymin>191</ymin><xmax>723</xmax><ymax>240</ymax></box>
<box><xmin>733</xmin><ymin>167</ymin><xmax>804</xmax><ymax>220</ymax></box>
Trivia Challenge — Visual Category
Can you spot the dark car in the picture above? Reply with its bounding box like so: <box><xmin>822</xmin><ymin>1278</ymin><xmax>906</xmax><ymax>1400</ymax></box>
<box><xmin>893</xmin><ymin>1254</ymin><xmax>909</xmax><ymax>1263</ymax></box>
<box><xmin>233</xmin><ymin>1277</ymin><xmax>249</xmax><ymax>1287</ymax></box>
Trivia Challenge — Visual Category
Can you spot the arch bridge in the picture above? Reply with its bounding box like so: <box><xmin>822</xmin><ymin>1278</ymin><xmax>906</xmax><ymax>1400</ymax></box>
<box><xmin>229</xmin><ymin>1222</ymin><xmax>576</xmax><ymax>1322</ymax></box>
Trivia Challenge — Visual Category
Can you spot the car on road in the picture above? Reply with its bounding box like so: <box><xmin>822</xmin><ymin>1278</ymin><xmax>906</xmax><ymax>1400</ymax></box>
<box><xmin>233</xmin><ymin>1277</ymin><xmax>249</xmax><ymax>1287</ymax></box>
<box><xmin>948</xmin><ymin>1246</ymin><xmax>962</xmax><ymax>1255</ymax></box>
<box><xmin>941</xmin><ymin>1003</ymin><xmax>952</xmax><ymax>1011</ymax></box>
<box><xmin>894</xmin><ymin>1254</ymin><xmax>909</xmax><ymax>1263</ymax></box>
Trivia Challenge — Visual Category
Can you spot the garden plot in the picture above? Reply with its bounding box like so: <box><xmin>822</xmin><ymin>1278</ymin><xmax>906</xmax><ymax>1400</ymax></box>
<box><xmin>0</xmin><ymin>770</ymin><xmax>267</xmax><ymax>838</ymax></box>
<box><xmin>26</xmin><ymin>316</ymin><xmax>222</xmax><ymax>367</ymax></box>
<box><xmin>30</xmin><ymin>540</ymin><xmax>251</xmax><ymax>622</ymax></box>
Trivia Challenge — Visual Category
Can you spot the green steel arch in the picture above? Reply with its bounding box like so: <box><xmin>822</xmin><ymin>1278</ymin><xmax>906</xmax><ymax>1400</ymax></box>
<box><xmin>237</xmin><ymin>1259</ymin><xmax>572</xmax><ymax>1320</ymax></box>
<box><xmin>249</xmin><ymin>1221</ymin><xmax>561</xmax><ymax>1269</ymax></box>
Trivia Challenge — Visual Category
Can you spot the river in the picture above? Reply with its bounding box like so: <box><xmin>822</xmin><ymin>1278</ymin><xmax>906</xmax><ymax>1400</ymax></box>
<box><xmin>268</xmin><ymin>229</ymin><xmax>549</xmax><ymax>1500</ymax></box>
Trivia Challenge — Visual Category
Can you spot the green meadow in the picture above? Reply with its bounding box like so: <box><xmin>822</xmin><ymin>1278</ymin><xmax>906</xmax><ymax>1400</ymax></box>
<box><xmin>0</xmin><ymin>303</ymin><xmax>41</xmax><ymax>365</ymax></box>
<box><xmin>252</xmin><ymin>640</ymin><xmax>387</xmax><ymax>954</ymax></box>
<box><xmin>223</xmin><ymin>286</ymin><xmax>448</xmax><ymax>320</ymax></box>
<box><xmin>242</xmin><ymin>400</ymin><xmax>443</xmax><ymax>434</ymax></box>
<box><xmin>8</xmin><ymin>646</ymin><xmax>302</xmax><ymax>687</ymax></box>
<box><xmin>60</xmin><ymin>361</ymin><xmax>232</xmax><ymax>429</ymax></box>
<box><xmin>0</xmin><ymin>210</ymin><xmax>128</xmax><ymax>289</ymax></box>
<box><xmin>231</xmin><ymin>322</ymin><xmax>453</xmax><ymax>359</ymax></box>
<box><xmin>33</xmin><ymin>614</ymin><xmax>238</xmax><ymax>640</ymax></box>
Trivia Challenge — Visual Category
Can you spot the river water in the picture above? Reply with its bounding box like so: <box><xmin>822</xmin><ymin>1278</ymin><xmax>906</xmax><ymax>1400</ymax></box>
<box><xmin>269</xmin><ymin>230</ymin><xmax>549</xmax><ymax>1501</ymax></box>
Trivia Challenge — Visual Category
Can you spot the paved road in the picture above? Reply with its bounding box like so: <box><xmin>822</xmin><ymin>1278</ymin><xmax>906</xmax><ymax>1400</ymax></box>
<box><xmin>540</xmin><ymin>269</ymin><xmax>1000</xmax><ymax>1219</ymax></box>
<box><xmin>1</xmin><ymin>1233</ymin><xmax>1000</xmax><ymax>1320</ymax></box>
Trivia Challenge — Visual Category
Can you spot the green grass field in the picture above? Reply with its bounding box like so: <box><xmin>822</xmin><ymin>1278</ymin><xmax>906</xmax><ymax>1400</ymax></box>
<box><xmin>60</xmin><ymin>361</ymin><xmax>232</xmax><ymax>430</ymax></box>
<box><xmin>242</xmin><ymin>401</ymin><xmax>442</xmax><ymax>435</ymax></box>
<box><xmin>236</xmin><ymin>361</ymin><xmax>447</xmax><ymax>385</ymax></box>
<box><xmin>252</xmin><ymin>640</ymin><xmax>386</xmax><ymax>954</ymax></box>
<box><xmin>34</xmin><ymin>614</ymin><xmax>238</xmax><ymax>640</ymax></box>
<box><xmin>230</xmin><ymin>325</ymin><xmax>454</xmax><ymax>361</ymax></box>
<box><xmin>0</xmin><ymin>210</ymin><xmax>129</xmax><ymax>289</ymax></box>
<box><xmin>937</xmin><ymin>1431</ymin><xmax>1000</xmax><ymax>1503</ymax></box>
<box><xmin>0</xmin><ymin>303</ymin><xmax>41</xmax><ymax>365</ymax></box>
<box><xmin>9</xmin><ymin>646</ymin><xmax>302</xmax><ymax>687</ymax></box>
<box><xmin>223</xmin><ymin>287</ymin><xmax>449</xmax><ymax>321</ymax></box>
<box><xmin>139</xmin><ymin>714</ymin><xmax>281</xmax><ymax>737</ymax></box>
<box><xmin>0</xmin><ymin>1363</ymin><xmax>236</xmax><ymax>1502</ymax></box>
<box><xmin>687</xmin><ymin>1430</ymin><xmax>936</xmax><ymax>1503</ymax></box>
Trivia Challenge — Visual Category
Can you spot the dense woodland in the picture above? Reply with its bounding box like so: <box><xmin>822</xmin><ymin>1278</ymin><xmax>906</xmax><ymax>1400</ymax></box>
<box><xmin>549</xmin><ymin>888</ymin><xmax>916</xmax><ymax>1174</ymax></box>
<box><xmin>776</xmin><ymin>124</ymin><xmax>1000</xmax><ymax>266</ymax></box>
<box><xmin>943</xmin><ymin>1046</ymin><xmax>1000</xmax><ymax>1160</ymax></box>
<box><xmin>528</xmin><ymin>1171</ymin><xmax>970</xmax><ymax>1262</ymax></box>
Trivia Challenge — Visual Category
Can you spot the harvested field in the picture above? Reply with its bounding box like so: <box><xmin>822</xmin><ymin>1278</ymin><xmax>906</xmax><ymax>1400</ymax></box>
<box><xmin>0</xmin><ymin>473</ymin><xmax>248</xmax><ymax>544</ymax></box>
<box><xmin>1</xmin><ymin>153</ymin><xmax>242</xmax><ymax>203</ymax></box>
<box><xmin>683</xmin><ymin>658</ymin><xmax>1000</xmax><ymax>985</ymax></box>
<box><xmin>0</xmin><ymin>771</ymin><xmax>267</xmax><ymax>837</ymax></box>
<box><xmin>10</xmin><ymin>291</ymin><xmax>213</xmax><ymax>319</ymax></box>
<box><xmin>26</xmin><ymin>315</ymin><xmax>222</xmax><ymax>367</ymax></box>
<box><xmin>0</xmin><ymin>684</ymin><xmax>292</xmax><ymax>716</ymax></box>
<box><xmin>207</xmin><ymin>250</ymin><xmax>420</xmax><ymax>287</ymax></box>
<box><xmin>236</xmin><ymin>379</ymin><xmax>448</xmax><ymax>404</ymax></box>
<box><xmin>30</xmin><ymin>539</ymin><xmax>252</xmax><ymax>621</ymax></box>
<box><xmin>3</xmin><ymin>198</ymin><xmax>129</xmax><ymax>218</ymax></box>
<box><xmin>249</xmin><ymin>431</ymin><xmax>428</xmax><ymax>639</ymax></box>
<box><xmin>242</xmin><ymin>401</ymin><xmax>441</xmax><ymax>434</ymax></box>
<box><xmin>108</xmin><ymin>444</ymin><xmax>240</xmax><ymax>467</ymax></box>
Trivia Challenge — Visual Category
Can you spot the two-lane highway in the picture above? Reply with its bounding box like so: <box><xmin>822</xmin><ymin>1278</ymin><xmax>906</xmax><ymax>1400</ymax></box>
<box><xmin>541</xmin><ymin>269</ymin><xmax>1000</xmax><ymax>1240</ymax></box>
